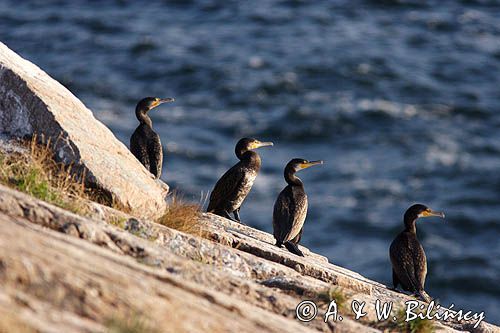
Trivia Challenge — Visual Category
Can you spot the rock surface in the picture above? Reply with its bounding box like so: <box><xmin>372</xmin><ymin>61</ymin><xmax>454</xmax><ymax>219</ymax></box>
<box><xmin>0</xmin><ymin>216</ymin><xmax>319</xmax><ymax>333</ymax></box>
<box><xmin>0</xmin><ymin>184</ymin><xmax>498</xmax><ymax>333</ymax></box>
<box><xmin>0</xmin><ymin>41</ymin><xmax>167</xmax><ymax>219</ymax></box>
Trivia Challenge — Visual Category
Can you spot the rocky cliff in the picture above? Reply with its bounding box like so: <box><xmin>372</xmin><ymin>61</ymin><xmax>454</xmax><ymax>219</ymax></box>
<box><xmin>0</xmin><ymin>41</ymin><xmax>498</xmax><ymax>333</ymax></box>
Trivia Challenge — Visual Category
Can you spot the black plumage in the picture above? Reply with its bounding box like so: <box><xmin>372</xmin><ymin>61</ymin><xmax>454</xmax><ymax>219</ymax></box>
<box><xmin>207</xmin><ymin>138</ymin><xmax>273</xmax><ymax>222</ymax></box>
<box><xmin>390</xmin><ymin>203</ymin><xmax>445</xmax><ymax>302</ymax></box>
<box><xmin>130</xmin><ymin>97</ymin><xmax>174</xmax><ymax>178</ymax></box>
<box><xmin>273</xmin><ymin>158</ymin><xmax>323</xmax><ymax>256</ymax></box>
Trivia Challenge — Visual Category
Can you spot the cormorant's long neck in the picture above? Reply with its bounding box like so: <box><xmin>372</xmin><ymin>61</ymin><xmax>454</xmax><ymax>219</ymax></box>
<box><xmin>238</xmin><ymin>150</ymin><xmax>261</xmax><ymax>169</ymax></box>
<box><xmin>404</xmin><ymin>216</ymin><xmax>417</xmax><ymax>234</ymax></box>
<box><xmin>136</xmin><ymin>107</ymin><xmax>152</xmax><ymax>128</ymax></box>
<box><xmin>285</xmin><ymin>168</ymin><xmax>303</xmax><ymax>186</ymax></box>
<box><xmin>236</xmin><ymin>147</ymin><xmax>249</xmax><ymax>160</ymax></box>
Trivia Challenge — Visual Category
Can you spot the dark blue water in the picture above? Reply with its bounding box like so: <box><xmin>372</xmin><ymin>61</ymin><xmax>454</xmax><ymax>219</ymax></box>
<box><xmin>1</xmin><ymin>0</ymin><xmax>499</xmax><ymax>324</ymax></box>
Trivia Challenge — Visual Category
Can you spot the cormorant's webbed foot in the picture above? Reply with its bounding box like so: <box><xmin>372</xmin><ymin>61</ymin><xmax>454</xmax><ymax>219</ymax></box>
<box><xmin>223</xmin><ymin>210</ymin><xmax>239</xmax><ymax>222</ymax></box>
<box><xmin>231</xmin><ymin>209</ymin><xmax>248</xmax><ymax>225</ymax></box>
<box><xmin>223</xmin><ymin>210</ymin><xmax>246</xmax><ymax>225</ymax></box>
<box><xmin>212</xmin><ymin>209</ymin><xmax>238</xmax><ymax>222</ymax></box>
<box><xmin>233</xmin><ymin>208</ymin><xmax>241</xmax><ymax>222</ymax></box>
<box><xmin>275</xmin><ymin>241</ymin><xmax>283</xmax><ymax>248</ymax></box>
<box><xmin>284</xmin><ymin>241</ymin><xmax>304</xmax><ymax>256</ymax></box>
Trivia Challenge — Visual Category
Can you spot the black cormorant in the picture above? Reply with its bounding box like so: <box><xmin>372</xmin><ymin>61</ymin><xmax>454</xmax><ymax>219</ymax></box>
<box><xmin>390</xmin><ymin>203</ymin><xmax>445</xmax><ymax>302</ymax></box>
<box><xmin>273</xmin><ymin>158</ymin><xmax>323</xmax><ymax>256</ymax></box>
<box><xmin>130</xmin><ymin>97</ymin><xmax>174</xmax><ymax>178</ymax></box>
<box><xmin>207</xmin><ymin>137</ymin><xmax>273</xmax><ymax>222</ymax></box>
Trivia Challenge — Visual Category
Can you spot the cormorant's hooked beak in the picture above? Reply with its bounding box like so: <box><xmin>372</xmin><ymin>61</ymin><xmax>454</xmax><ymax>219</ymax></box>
<box><xmin>300</xmin><ymin>160</ymin><xmax>324</xmax><ymax>170</ymax></box>
<box><xmin>420</xmin><ymin>209</ymin><xmax>445</xmax><ymax>219</ymax></box>
<box><xmin>151</xmin><ymin>97</ymin><xmax>175</xmax><ymax>109</ymax></box>
<box><xmin>250</xmin><ymin>141</ymin><xmax>274</xmax><ymax>150</ymax></box>
<box><xmin>159</xmin><ymin>97</ymin><xmax>175</xmax><ymax>104</ymax></box>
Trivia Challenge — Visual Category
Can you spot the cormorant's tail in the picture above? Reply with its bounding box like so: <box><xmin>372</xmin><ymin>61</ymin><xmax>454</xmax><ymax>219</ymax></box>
<box><xmin>417</xmin><ymin>290</ymin><xmax>432</xmax><ymax>303</ymax></box>
<box><xmin>207</xmin><ymin>208</ymin><xmax>218</xmax><ymax>215</ymax></box>
<box><xmin>284</xmin><ymin>242</ymin><xmax>304</xmax><ymax>256</ymax></box>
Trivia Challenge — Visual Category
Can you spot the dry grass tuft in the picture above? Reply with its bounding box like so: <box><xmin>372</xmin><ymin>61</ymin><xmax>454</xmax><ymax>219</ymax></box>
<box><xmin>0</xmin><ymin>136</ymin><xmax>90</xmax><ymax>215</ymax></box>
<box><xmin>157</xmin><ymin>194</ymin><xmax>202</xmax><ymax>236</ymax></box>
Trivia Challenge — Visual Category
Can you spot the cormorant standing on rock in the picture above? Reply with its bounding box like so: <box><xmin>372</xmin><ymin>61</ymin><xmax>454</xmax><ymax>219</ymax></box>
<box><xmin>130</xmin><ymin>97</ymin><xmax>174</xmax><ymax>178</ymax></box>
<box><xmin>207</xmin><ymin>138</ymin><xmax>273</xmax><ymax>222</ymax></box>
<box><xmin>273</xmin><ymin>158</ymin><xmax>323</xmax><ymax>256</ymax></box>
<box><xmin>390</xmin><ymin>203</ymin><xmax>445</xmax><ymax>302</ymax></box>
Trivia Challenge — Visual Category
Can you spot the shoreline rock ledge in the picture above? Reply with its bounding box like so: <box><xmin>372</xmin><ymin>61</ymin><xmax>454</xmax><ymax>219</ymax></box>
<box><xmin>0</xmin><ymin>41</ymin><xmax>167</xmax><ymax>219</ymax></box>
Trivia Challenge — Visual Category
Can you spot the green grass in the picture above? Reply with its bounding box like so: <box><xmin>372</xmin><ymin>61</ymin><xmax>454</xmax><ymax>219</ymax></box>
<box><xmin>105</xmin><ymin>315</ymin><xmax>159</xmax><ymax>333</ymax></box>
<box><xmin>372</xmin><ymin>306</ymin><xmax>435</xmax><ymax>333</ymax></box>
<box><xmin>395</xmin><ymin>307</ymin><xmax>435</xmax><ymax>333</ymax></box>
<box><xmin>0</xmin><ymin>137</ymin><xmax>89</xmax><ymax>215</ymax></box>
<box><xmin>0</xmin><ymin>138</ymin><xmax>205</xmax><ymax>243</ymax></box>
<box><xmin>317</xmin><ymin>286</ymin><xmax>347</xmax><ymax>310</ymax></box>
<box><xmin>14</xmin><ymin>167</ymin><xmax>62</xmax><ymax>204</ymax></box>
<box><xmin>108</xmin><ymin>216</ymin><xmax>127</xmax><ymax>229</ymax></box>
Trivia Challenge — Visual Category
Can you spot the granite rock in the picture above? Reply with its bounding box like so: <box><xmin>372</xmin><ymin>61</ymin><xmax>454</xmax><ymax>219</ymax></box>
<box><xmin>0</xmin><ymin>41</ymin><xmax>167</xmax><ymax>219</ymax></box>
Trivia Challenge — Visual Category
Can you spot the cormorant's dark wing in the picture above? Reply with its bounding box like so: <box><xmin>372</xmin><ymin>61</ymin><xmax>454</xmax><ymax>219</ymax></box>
<box><xmin>413</xmin><ymin>241</ymin><xmax>427</xmax><ymax>291</ymax></box>
<box><xmin>273</xmin><ymin>187</ymin><xmax>293</xmax><ymax>244</ymax></box>
<box><xmin>290</xmin><ymin>227</ymin><xmax>303</xmax><ymax>244</ymax></box>
<box><xmin>273</xmin><ymin>186</ymin><xmax>307</xmax><ymax>244</ymax></box>
<box><xmin>130</xmin><ymin>129</ymin><xmax>150</xmax><ymax>172</ymax></box>
<box><xmin>207</xmin><ymin>163</ymin><xmax>244</xmax><ymax>212</ymax></box>
<box><xmin>148</xmin><ymin>132</ymin><xmax>163</xmax><ymax>178</ymax></box>
<box><xmin>389</xmin><ymin>233</ymin><xmax>427</xmax><ymax>293</ymax></box>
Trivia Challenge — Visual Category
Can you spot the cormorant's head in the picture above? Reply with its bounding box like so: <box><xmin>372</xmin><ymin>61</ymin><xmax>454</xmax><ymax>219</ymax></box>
<box><xmin>286</xmin><ymin>158</ymin><xmax>323</xmax><ymax>174</ymax></box>
<box><xmin>404</xmin><ymin>204</ymin><xmax>445</xmax><ymax>222</ymax></box>
<box><xmin>235</xmin><ymin>138</ymin><xmax>273</xmax><ymax>156</ymax></box>
<box><xmin>136</xmin><ymin>97</ymin><xmax>175</xmax><ymax>114</ymax></box>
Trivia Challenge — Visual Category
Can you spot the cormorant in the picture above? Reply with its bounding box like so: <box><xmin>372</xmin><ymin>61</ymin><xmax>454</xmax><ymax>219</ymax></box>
<box><xmin>390</xmin><ymin>203</ymin><xmax>445</xmax><ymax>302</ymax></box>
<box><xmin>130</xmin><ymin>97</ymin><xmax>174</xmax><ymax>178</ymax></box>
<box><xmin>207</xmin><ymin>138</ymin><xmax>273</xmax><ymax>222</ymax></box>
<box><xmin>273</xmin><ymin>158</ymin><xmax>323</xmax><ymax>256</ymax></box>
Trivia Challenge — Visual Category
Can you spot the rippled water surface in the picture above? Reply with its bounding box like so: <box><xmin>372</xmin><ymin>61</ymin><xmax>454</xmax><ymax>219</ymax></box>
<box><xmin>1</xmin><ymin>0</ymin><xmax>499</xmax><ymax>323</ymax></box>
